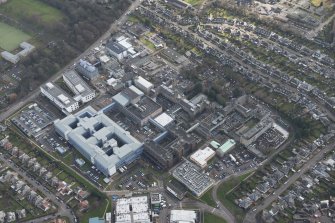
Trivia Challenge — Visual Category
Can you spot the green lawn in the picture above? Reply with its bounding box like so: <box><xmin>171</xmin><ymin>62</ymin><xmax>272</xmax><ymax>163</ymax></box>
<box><xmin>204</xmin><ymin>212</ymin><xmax>227</xmax><ymax>223</ymax></box>
<box><xmin>184</xmin><ymin>0</ymin><xmax>204</xmax><ymax>6</ymax></box>
<box><xmin>310</xmin><ymin>0</ymin><xmax>322</xmax><ymax>7</ymax></box>
<box><xmin>139</xmin><ymin>37</ymin><xmax>156</xmax><ymax>50</ymax></box>
<box><xmin>0</xmin><ymin>22</ymin><xmax>31</xmax><ymax>51</ymax></box>
<box><xmin>216</xmin><ymin>172</ymin><xmax>254</xmax><ymax>223</ymax></box>
<box><xmin>0</xmin><ymin>0</ymin><xmax>63</xmax><ymax>24</ymax></box>
<box><xmin>200</xmin><ymin>188</ymin><xmax>216</xmax><ymax>207</ymax></box>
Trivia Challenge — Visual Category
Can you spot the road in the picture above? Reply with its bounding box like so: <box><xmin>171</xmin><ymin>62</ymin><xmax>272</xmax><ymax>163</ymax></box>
<box><xmin>0</xmin><ymin>0</ymin><xmax>143</xmax><ymax>123</ymax></box>
<box><xmin>140</xmin><ymin>4</ymin><xmax>335</xmax><ymax>123</ymax></box>
<box><xmin>306</xmin><ymin>13</ymin><xmax>335</xmax><ymax>39</ymax></box>
<box><xmin>243</xmin><ymin>141</ymin><xmax>335</xmax><ymax>223</ymax></box>
<box><xmin>0</xmin><ymin>1</ymin><xmax>143</xmax><ymax>222</ymax></box>
<box><xmin>0</xmin><ymin>155</ymin><xmax>75</xmax><ymax>223</ymax></box>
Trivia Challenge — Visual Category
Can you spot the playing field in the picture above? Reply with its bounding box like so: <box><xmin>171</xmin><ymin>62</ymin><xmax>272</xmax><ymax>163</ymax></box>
<box><xmin>0</xmin><ymin>0</ymin><xmax>63</xmax><ymax>24</ymax></box>
<box><xmin>0</xmin><ymin>22</ymin><xmax>31</xmax><ymax>51</ymax></box>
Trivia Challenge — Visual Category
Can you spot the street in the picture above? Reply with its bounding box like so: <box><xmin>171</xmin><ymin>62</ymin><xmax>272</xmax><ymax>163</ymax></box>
<box><xmin>0</xmin><ymin>155</ymin><xmax>75</xmax><ymax>223</ymax></box>
<box><xmin>243</xmin><ymin>141</ymin><xmax>335</xmax><ymax>223</ymax></box>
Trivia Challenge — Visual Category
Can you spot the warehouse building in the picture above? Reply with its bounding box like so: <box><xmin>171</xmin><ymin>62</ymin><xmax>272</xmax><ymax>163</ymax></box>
<box><xmin>54</xmin><ymin>106</ymin><xmax>143</xmax><ymax>176</ymax></box>
<box><xmin>75</xmin><ymin>59</ymin><xmax>99</xmax><ymax>80</ymax></box>
<box><xmin>63</xmin><ymin>70</ymin><xmax>96</xmax><ymax>103</ymax></box>
<box><xmin>190</xmin><ymin>147</ymin><xmax>215</xmax><ymax>168</ymax></box>
<box><xmin>40</xmin><ymin>82</ymin><xmax>79</xmax><ymax>113</ymax></box>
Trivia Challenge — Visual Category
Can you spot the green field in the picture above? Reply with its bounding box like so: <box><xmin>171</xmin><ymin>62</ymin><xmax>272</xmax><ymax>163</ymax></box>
<box><xmin>0</xmin><ymin>22</ymin><xmax>31</xmax><ymax>51</ymax></box>
<box><xmin>204</xmin><ymin>212</ymin><xmax>227</xmax><ymax>223</ymax></box>
<box><xmin>200</xmin><ymin>188</ymin><xmax>216</xmax><ymax>207</ymax></box>
<box><xmin>0</xmin><ymin>0</ymin><xmax>63</xmax><ymax>24</ymax></box>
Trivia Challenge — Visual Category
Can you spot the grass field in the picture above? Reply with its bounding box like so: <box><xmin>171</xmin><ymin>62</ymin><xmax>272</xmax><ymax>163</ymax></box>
<box><xmin>0</xmin><ymin>0</ymin><xmax>63</xmax><ymax>24</ymax></box>
<box><xmin>204</xmin><ymin>212</ymin><xmax>227</xmax><ymax>223</ymax></box>
<box><xmin>0</xmin><ymin>22</ymin><xmax>31</xmax><ymax>51</ymax></box>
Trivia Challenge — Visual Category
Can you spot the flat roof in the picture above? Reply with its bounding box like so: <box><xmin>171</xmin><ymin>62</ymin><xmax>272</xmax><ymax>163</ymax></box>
<box><xmin>115</xmin><ymin>196</ymin><xmax>150</xmax><ymax>223</ymax></box>
<box><xmin>41</xmin><ymin>82</ymin><xmax>77</xmax><ymax>107</ymax></box>
<box><xmin>172</xmin><ymin>160</ymin><xmax>214</xmax><ymax>197</ymax></box>
<box><xmin>190</xmin><ymin>147</ymin><xmax>215</xmax><ymax>167</ymax></box>
<box><xmin>63</xmin><ymin>70</ymin><xmax>94</xmax><ymax>97</ymax></box>
<box><xmin>54</xmin><ymin>106</ymin><xmax>142</xmax><ymax>176</ymax></box>
<box><xmin>170</xmin><ymin>210</ymin><xmax>197</xmax><ymax>223</ymax></box>
<box><xmin>154</xmin><ymin>112</ymin><xmax>174</xmax><ymax>127</ymax></box>
<box><xmin>127</xmin><ymin>96</ymin><xmax>162</xmax><ymax>119</ymax></box>
<box><xmin>135</xmin><ymin>76</ymin><xmax>153</xmax><ymax>89</ymax></box>
<box><xmin>107</xmin><ymin>41</ymin><xmax>127</xmax><ymax>54</ymax></box>
<box><xmin>218</xmin><ymin>139</ymin><xmax>236</xmax><ymax>154</ymax></box>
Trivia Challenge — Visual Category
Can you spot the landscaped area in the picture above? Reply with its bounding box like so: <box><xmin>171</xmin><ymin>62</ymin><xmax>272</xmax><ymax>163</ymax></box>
<box><xmin>0</xmin><ymin>22</ymin><xmax>31</xmax><ymax>51</ymax></box>
<box><xmin>0</xmin><ymin>0</ymin><xmax>63</xmax><ymax>24</ymax></box>
<box><xmin>184</xmin><ymin>0</ymin><xmax>204</xmax><ymax>6</ymax></box>
<box><xmin>204</xmin><ymin>212</ymin><xmax>227</xmax><ymax>223</ymax></box>
<box><xmin>200</xmin><ymin>188</ymin><xmax>216</xmax><ymax>207</ymax></box>
<box><xmin>216</xmin><ymin>172</ymin><xmax>254</xmax><ymax>223</ymax></box>
<box><xmin>310</xmin><ymin>0</ymin><xmax>322</xmax><ymax>7</ymax></box>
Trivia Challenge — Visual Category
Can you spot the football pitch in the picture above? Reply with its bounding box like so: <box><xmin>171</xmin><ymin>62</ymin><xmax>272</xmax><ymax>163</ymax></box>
<box><xmin>0</xmin><ymin>22</ymin><xmax>31</xmax><ymax>51</ymax></box>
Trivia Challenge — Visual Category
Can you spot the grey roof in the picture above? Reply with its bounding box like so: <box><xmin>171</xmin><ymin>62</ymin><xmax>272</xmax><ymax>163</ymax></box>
<box><xmin>107</xmin><ymin>42</ymin><xmax>127</xmax><ymax>54</ymax></box>
<box><xmin>112</xmin><ymin>93</ymin><xmax>129</xmax><ymax>107</ymax></box>
<box><xmin>40</xmin><ymin>83</ymin><xmax>77</xmax><ymax>107</ymax></box>
<box><xmin>54</xmin><ymin>106</ymin><xmax>142</xmax><ymax>175</ymax></box>
<box><xmin>63</xmin><ymin>70</ymin><xmax>95</xmax><ymax>97</ymax></box>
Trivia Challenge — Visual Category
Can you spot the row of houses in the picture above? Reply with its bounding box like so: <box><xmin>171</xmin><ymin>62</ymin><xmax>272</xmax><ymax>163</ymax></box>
<box><xmin>0</xmin><ymin>137</ymin><xmax>90</xmax><ymax>207</ymax></box>
<box><xmin>0</xmin><ymin>209</ymin><xmax>26</xmax><ymax>223</ymax></box>
<box><xmin>0</xmin><ymin>171</ymin><xmax>52</xmax><ymax>212</ymax></box>
<box><xmin>237</xmin><ymin>136</ymin><xmax>325</xmax><ymax>209</ymax></box>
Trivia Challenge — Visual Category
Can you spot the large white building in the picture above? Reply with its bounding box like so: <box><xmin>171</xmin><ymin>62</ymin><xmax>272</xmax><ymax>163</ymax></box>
<box><xmin>40</xmin><ymin>82</ymin><xmax>79</xmax><ymax>113</ymax></box>
<box><xmin>134</xmin><ymin>76</ymin><xmax>154</xmax><ymax>94</ymax></box>
<box><xmin>1</xmin><ymin>42</ymin><xmax>35</xmax><ymax>64</ymax></box>
<box><xmin>106</xmin><ymin>36</ymin><xmax>139</xmax><ymax>61</ymax></box>
<box><xmin>170</xmin><ymin>210</ymin><xmax>197</xmax><ymax>223</ymax></box>
<box><xmin>63</xmin><ymin>70</ymin><xmax>96</xmax><ymax>103</ymax></box>
<box><xmin>54</xmin><ymin>106</ymin><xmax>143</xmax><ymax>176</ymax></box>
<box><xmin>190</xmin><ymin>147</ymin><xmax>215</xmax><ymax>168</ymax></box>
<box><xmin>115</xmin><ymin>196</ymin><xmax>151</xmax><ymax>223</ymax></box>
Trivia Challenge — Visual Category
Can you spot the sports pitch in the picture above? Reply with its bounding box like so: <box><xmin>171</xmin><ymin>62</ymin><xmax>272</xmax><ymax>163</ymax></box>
<box><xmin>0</xmin><ymin>22</ymin><xmax>31</xmax><ymax>51</ymax></box>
